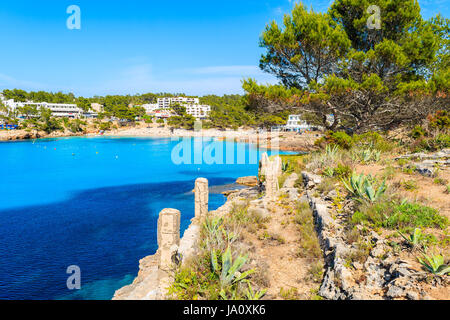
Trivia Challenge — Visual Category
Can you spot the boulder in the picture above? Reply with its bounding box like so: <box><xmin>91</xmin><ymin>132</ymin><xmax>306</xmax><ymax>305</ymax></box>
<box><xmin>236</xmin><ymin>176</ymin><xmax>258</xmax><ymax>187</ymax></box>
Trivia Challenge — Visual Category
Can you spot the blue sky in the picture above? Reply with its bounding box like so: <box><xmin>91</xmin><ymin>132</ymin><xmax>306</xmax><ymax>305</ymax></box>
<box><xmin>0</xmin><ymin>0</ymin><xmax>448</xmax><ymax>97</ymax></box>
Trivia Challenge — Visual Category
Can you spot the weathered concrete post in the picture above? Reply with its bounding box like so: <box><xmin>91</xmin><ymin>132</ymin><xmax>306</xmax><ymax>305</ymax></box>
<box><xmin>156</xmin><ymin>208</ymin><xmax>181</xmax><ymax>298</ymax></box>
<box><xmin>195</xmin><ymin>178</ymin><xmax>208</xmax><ymax>220</ymax></box>
<box><xmin>260</xmin><ymin>152</ymin><xmax>269</xmax><ymax>176</ymax></box>
<box><xmin>265</xmin><ymin>155</ymin><xmax>282</xmax><ymax>199</ymax></box>
<box><xmin>157</xmin><ymin>208</ymin><xmax>181</xmax><ymax>271</ymax></box>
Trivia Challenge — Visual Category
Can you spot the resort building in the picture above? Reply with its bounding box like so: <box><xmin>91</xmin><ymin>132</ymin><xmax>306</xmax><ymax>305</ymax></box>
<box><xmin>285</xmin><ymin>115</ymin><xmax>310</xmax><ymax>132</ymax></box>
<box><xmin>156</xmin><ymin>96</ymin><xmax>211</xmax><ymax>119</ymax></box>
<box><xmin>272</xmin><ymin>114</ymin><xmax>324</xmax><ymax>132</ymax></box>
<box><xmin>157</xmin><ymin>97</ymin><xmax>200</xmax><ymax>109</ymax></box>
<box><xmin>5</xmin><ymin>100</ymin><xmax>82</xmax><ymax>118</ymax></box>
<box><xmin>185</xmin><ymin>105</ymin><xmax>211</xmax><ymax>119</ymax></box>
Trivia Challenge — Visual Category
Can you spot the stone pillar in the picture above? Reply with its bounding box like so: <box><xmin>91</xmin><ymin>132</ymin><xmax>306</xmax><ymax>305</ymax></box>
<box><xmin>265</xmin><ymin>155</ymin><xmax>282</xmax><ymax>199</ymax></box>
<box><xmin>195</xmin><ymin>178</ymin><xmax>208</xmax><ymax>219</ymax></box>
<box><xmin>260</xmin><ymin>152</ymin><xmax>269</xmax><ymax>176</ymax></box>
<box><xmin>157</xmin><ymin>208</ymin><xmax>181</xmax><ymax>271</ymax></box>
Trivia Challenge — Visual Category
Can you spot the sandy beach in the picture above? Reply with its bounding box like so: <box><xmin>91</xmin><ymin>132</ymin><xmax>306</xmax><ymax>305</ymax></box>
<box><xmin>107</xmin><ymin>125</ymin><xmax>321</xmax><ymax>151</ymax></box>
<box><xmin>0</xmin><ymin>124</ymin><xmax>321</xmax><ymax>152</ymax></box>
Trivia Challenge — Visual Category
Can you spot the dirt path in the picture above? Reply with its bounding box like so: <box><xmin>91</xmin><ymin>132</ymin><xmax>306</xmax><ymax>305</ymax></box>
<box><xmin>244</xmin><ymin>196</ymin><xmax>323</xmax><ymax>300</ymax></box>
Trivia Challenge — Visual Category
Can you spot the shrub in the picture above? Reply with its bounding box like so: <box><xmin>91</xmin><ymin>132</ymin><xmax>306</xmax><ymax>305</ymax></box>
<box><xmin>409</xmin><ymin>110</ymin><xmax>450</xmax><ymax>152</ymax></box>
<box><xmin>279</xmin><ymin>287</ymin><xmax>299</xmax><ymax>300</ymax></box>
<box><xmin>308</xmin><ymin>261</ymin><xmax>324</xmax><ymax>283</ymax></box>
<box><xmin>99</xmin><ymin>122</ymin><xmax>111</xmax><ymax>131</ymax></box>
<box><xmin>353</xmin><ymin>200</ymin><xmax>448</xmax><ymax>231</ymax></box>
<box><xmin>295</xmin><ymin>202</ymin><xmax>322</xmax><ymax>259</ymax></box>
<box><xmin>326</xmin><ymin>131</ymin><xmax>353</xmax><ymax>149</ymax></box>
<box><xmin>316</xmin><ymin>177</ymin><xmax>336</xmax><ymax>194</ymax></box>
<box><xmin>427</xmin><ymin>110</ymin><xmax>450</xmax><ymax>130</ymax></box>
<box><xmin>353</xmin><ymin>131</ymin><xmax>395</xmax><ymax>152</ymax></box>
<box><xmin>381</xmin><ymin>165</ymin><xmax>396</xmax><ymax>180</ymax></box>
<box><xmin>403</xmin><ymin>179</ymin><xmax>418</xmax><ymax>191</ymax></box>
<box><xmin>334</xmin><ymin>163</ymin><xmax>352</xmax><ymax>179</ymax></box>
<box><xmin>169</xmin><ymin>267</ymin><xmax>217</xmax><ymax>300</ymax></box>
<box><xmin>410</xmin><ymin>125</ymin><xmax>426</xmax><ymax>139</ymax></box>
<box><xmin>434</xmin><ymin>177</ymin><xmax>448</xmax><ymax>186</ymax></box>
<box><xmin>67</xmin><ymin>119</ymin><xmax>85</xmax><ymax>133</ymax></box>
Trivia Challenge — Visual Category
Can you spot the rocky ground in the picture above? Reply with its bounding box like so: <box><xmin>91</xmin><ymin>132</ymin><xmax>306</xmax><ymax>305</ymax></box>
<box><xmin>302</xmin><ymin>171</ymin><xmax>449</xmax><ymax>300</ymax></box>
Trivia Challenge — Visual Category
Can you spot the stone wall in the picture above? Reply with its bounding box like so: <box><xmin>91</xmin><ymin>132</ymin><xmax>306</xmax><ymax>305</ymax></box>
<box><xmin>301</xmin><ymin>171</ymin><xmax>433</xmax><ymax>300</ymax></box>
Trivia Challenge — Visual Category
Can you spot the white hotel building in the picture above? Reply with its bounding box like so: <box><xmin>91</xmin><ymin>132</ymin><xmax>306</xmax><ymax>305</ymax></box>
<box><xmin>5</xmin><ymin>100</ymin><xmax>82</xmax><ymax>118</ymax></box>
<box><xmin>185</xmin><ymin>105</ymin><xmax>211</xmax><ymax>119</ymax></box>
<box><xmin>154</xmin><ymin>97</ymin><xmax>211</xmax><ymax>119</ymax></box>
<box><xmin>285</xmin><ymin>115</ymin><xmax>316</xmax><ymax>132</ymax></box>
<box><xmin>157</xmin><ymin>97</ymin><xmax>200</xmax><ymax>109</ymax></box>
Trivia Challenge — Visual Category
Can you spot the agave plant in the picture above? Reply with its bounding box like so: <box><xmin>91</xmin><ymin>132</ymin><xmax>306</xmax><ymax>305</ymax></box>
<box><xmin>325</xmin><ymin>144</ymin><xmax>339</xmax><ymax>159</ymax></box>
<box><xmin>204</xmin><ymin>216</ymin><xmax>223</xmax><ymax>234</ymax></box>
<box><xmin>211</xmin><ymin>247</ymin><xmax>255</xmax><ymax>287</ymax></box>
<box><xmin>373</xmin><ymin>150</ymin><xmax>381</xmax><ymax>162</ymax></box>
<box><xmin>281</xmin><ymin>160</ymin><xmax>290</xmax><ymax>173</ymax></box>
<box><xmin>203</xmin><ymin>216</ymin><xmax>224</xmax><ymax>249</ymax></box>
<box><xmin>219</xmin><ymin>288</ymin><xmax>238</xmax><ymax>300</ymax></box>
<box><xmin>342</xmin><ymin>173</ymin><xmax>386</xmax><ymax>203</ymax></box>
<box><xmin>418</xmin><ymin>254</ymin><xmax>450</xmax><ymax>276</ymax></box>
<box><xmin>323</xmin><ymin>167</ymin><xmax>335</xmax><ymax>178</ymax></box>
<box><xmin>399</xmin><ymin>228</ymin><xmax>424</xmax><ymax>249</ymax></box>
<box><xmin>352</xmin><ymin>148</ymin><xmax>382</xmax><ymax>164</ymax></box>
<box><xmin>364</xmin><ymin>178</ymin><xmax>386</xmax><ymax>203</ymax></box>
<box><xmin>245</xmin><ymin>282</ymin><xmax>267</xmax><ymax>300</ymax></box>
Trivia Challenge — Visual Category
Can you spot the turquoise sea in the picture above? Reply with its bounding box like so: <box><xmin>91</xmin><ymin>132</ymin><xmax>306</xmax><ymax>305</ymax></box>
<box><xmin>0</xmin><ymin>136</ymin><xmax>282</xmax><ymax>300</ymax></box>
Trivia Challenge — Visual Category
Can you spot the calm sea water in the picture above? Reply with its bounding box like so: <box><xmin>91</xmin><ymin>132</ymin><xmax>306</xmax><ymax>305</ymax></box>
<box><xmin>0</xmin><ymin>136</ymin><xmax>282</xmax><ymax>300</ymax></box>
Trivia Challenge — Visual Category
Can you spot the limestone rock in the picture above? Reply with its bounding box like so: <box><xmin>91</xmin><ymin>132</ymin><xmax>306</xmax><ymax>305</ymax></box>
<box><xmin>236</xmin><ymin>176</ymin><xmax>258</xmax><ymax>187</ymax></box>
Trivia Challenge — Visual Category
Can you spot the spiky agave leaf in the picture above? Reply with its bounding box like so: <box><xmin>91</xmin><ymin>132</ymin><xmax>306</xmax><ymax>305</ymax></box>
<box><xmin>374</xmin><ymin>179</ymin><xmax>386</xmax><ymax>201</ymax></box>
<box><xmin>364</xmin><ymin>180</ymin><xmax>375</xmax><ymax>202</ymax></box>
<box><xmin>436</xmin><ymin>265</ymin><xmax>450</xmax><ymax>276</ymax></box>
<box><xmin>233</xmin><ymin>268</ymin><xmax>255</xmax><ymax>284</ymax></box>
<box><xmin>211</xmin><ymin>250</ymin><xmax>219</xmax><ymax>274</ymax></box>
<box><xmin>221</xmin><ymin>247</ymin><xmax>232</xmax><ymax>283</ymax></box>
<box><xmin>224</xmin><ymin>254</ymin><xmax>248</xmax><ymax>285</ymax></box>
